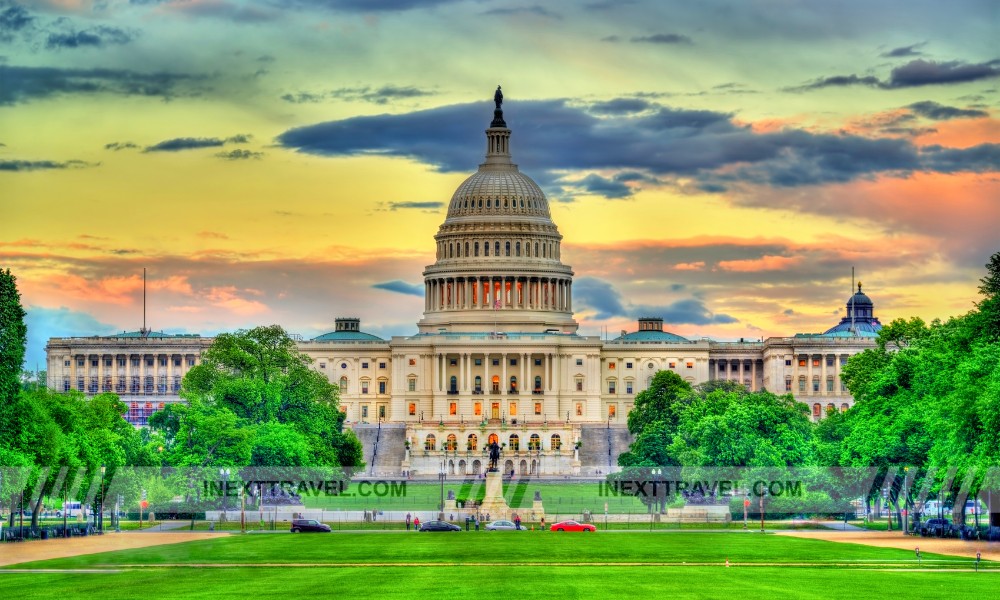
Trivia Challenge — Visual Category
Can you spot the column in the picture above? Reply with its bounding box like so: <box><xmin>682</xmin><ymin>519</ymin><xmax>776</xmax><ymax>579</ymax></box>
<box><xmin>821</xmin><ymin>354</ymin><xmax>828</xmax><ymax>397</ymax></box>
<box><xmin>751</xmin><ymin>360</ymin><xmax>757</xmax><ymax>391</ymax></box>
<box><xmin>567</xmin><ymin>281</ymin><xmax>572</xmax><ymax>311</ymax></box>
<box><xmin>807</xmin><ymin>353</ymin><xmax>813</xmax><ymax>396</ymax></box>
<box><xmin>502</xmin><ymin>353</ymin><xmax>507</xmax><ymax>394</ymax></box>
<box><xmin>544</xmin><ymin>354</ymin><xmax>550</xmax><ymax>391</ymax></box>
<box><xmin>167</xmin><ymin>354</ymin><xmax>173</xmax><ymax>396</ymax></box>
<box><xmin>96</xmin><ymin>353</ymin><xmax>104</xmax><ymax>394</ymax></box>
<box><xmin>521</xmin><ymin>353</ymin><xmax>527</xmax><ymax>391</ymax></box>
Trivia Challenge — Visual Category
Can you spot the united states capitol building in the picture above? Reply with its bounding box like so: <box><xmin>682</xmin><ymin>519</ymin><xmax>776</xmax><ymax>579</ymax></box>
<box><xmin>45</xmin><ymin>91</ymin><xmax>883</xmax><ymax>476</ymax></box>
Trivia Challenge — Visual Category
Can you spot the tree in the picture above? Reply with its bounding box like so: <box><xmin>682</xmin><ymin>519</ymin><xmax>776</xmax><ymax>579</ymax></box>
<box><xmin>626</xmin><ymin>370</ymin><xmax>692</xmax><ymax>438</ymax></box>
<box><xmin>0</xmin><ymin>268</ymin><xmax>27</xmax><ymax>407</ymax></box>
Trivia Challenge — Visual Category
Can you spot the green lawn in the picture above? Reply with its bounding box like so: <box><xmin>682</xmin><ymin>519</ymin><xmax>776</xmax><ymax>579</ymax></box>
<box><xmin>1</xmin><ymin>533</ymin><xmax>993</xmax><ymax>599</ymax></box>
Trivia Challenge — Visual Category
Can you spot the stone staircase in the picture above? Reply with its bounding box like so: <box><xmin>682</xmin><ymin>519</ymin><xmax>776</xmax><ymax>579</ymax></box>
<box><xmin>578</xmin><ymin>425</ymin><xmax>633</xmax><ymax>473</ymax></box>
<box><xmin>351</xmin><ymin>423</ymin><xmax>407</xmax><ymax>476</ymax></box>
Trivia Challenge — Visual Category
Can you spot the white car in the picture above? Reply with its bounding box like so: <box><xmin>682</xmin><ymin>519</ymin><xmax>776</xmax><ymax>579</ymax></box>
<box><xmin>485</xmin><ymin>519</ymin><xmax>521</xmax><ymax>531</ymax></box>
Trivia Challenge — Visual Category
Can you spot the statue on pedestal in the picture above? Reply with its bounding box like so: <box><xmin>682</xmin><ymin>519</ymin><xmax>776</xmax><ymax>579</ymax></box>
<box><xmin>488</xmin><ymin>441</ymin><xmax>501</xmax><ymax>472</ymax></box>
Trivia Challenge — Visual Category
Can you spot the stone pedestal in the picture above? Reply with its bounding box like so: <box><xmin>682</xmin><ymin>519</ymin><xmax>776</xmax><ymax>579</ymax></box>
<box><xmin>478</xmin><ymin>471</ymin><xmax>510</xmax><ymax>519</ymax></box>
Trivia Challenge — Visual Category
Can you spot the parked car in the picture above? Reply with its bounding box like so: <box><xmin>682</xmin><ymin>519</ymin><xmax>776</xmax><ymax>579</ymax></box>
<box><xmin>290</xmin><ymin>518</ymin><xmax>331</xmax><ymax>533</ymax></box>
<box><xmin>420</xmin><ymin>520</ymin><xmax>461</xmax><ymax>532</ymax></box>
<box><xmin>485</xmin><ymin>519</ymin><xmax>520</xmax><ymax>531</ymax></box>
<box><xmin>919</xmin><ymin>518</ymin><xmax>950</xmax><ymax>537</ymax></box>
<box><xmin>550</xmin><ymin>520</ymin><xmax>596</xmax><ymax>532</ymax></box>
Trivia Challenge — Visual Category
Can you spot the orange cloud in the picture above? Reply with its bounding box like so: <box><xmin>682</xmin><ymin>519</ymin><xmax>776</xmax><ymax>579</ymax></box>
<box><xmin>717</xmin><ymin>255</ymin><xmax>804</xmax><ymax>272</ymax></box>
<box><xmin>914</xmin><ymin>117</ymin><xmax>1000</xmax><ymax>148</ymax></box>
<box><xmin>674</xmin><ymin>261</ymin><xmax>705</xmax><ymax>271</ymax></box>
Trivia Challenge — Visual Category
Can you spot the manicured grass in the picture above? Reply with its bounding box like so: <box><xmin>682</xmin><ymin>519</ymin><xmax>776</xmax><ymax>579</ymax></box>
<box><xmin>7</xmin><ymin>532</ymin><xmax>987</xmax><ymax>570</ymax></box>
<box><xmin>0</xmin><ymin>566</ymin><xmax>995</xmax><ymax>600</ymax></box>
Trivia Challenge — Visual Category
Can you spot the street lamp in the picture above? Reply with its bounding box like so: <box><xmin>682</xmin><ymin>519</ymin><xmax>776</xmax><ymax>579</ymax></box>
<box><xmin>438</xmin><ymin>462</ymin><xmax>446</xmax><ymax>520</ymax></box>
<box><xmin>220</xmin><ymin>468</ymin><xmax>231</xmax><ymax>517</ymax></box>
<box><xmin>99</xmin><ymin>465</ymin><xmax>106</xmax><ymax>535</ymax></box>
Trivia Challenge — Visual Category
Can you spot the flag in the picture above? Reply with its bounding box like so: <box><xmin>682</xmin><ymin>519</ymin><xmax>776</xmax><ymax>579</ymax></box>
<box><xmin>494</xmin><ymin>298</ymin><xmax>501</xmax><ymax>310</ymax></box>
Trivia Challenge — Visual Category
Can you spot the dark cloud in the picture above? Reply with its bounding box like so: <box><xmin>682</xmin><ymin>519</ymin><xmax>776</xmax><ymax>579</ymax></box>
<box><xmin>0</xmin><ymin>65</ymin><xmax>203</xmax><ymax>105</ymax></box>
<box><xmin>482</xmin><ymin>6</ymin><xmax>560</xmax><ymax>18</ymax></box>
<box><xmin>226</xmin><ymin>134</ymin><xmax>253</xmax><ymax>144</ymax></box>
<box><xmin>571</xmin><ymin>174</ymin><xmax>633</xmax><ymax>199</ymax></box>
<box><xmin>104</xmin><ymin>141</ymin><xmax>138</xmax><ymax>151</ymax></box>
<box><xmin>586</xmin><ymin>0</ymin><xmax>637</xmax><ymax>8</ymax></box>
<box><xmin>601</xmin><ymin>35</ymin><xmax>621</xmax><ymax>43</ymax></box>
<box><xmin>920</xmin><ymin>143</ymin><xmax>1000</xmax><ymax>173</ymax></box>
<box><xmin>880</xmin><ymin>42</ymin><xmax>926</xmax><ymax>58</ymax></box>
<box><xmin>0</xmin><ymin>2</ymin><xmax>33</xmax><ymax>42</ymax></box>
<box><xmin>791</xmin><ymin>59</ymin><xmax>1000</xmax><ymax>91</ymax></box>
<box><xmin>282</xmin><ymin>85</ymin><xmax>435</xmax><ymax>105</ymax></box>
<box><xmin>276</xmin><ymin>98</ymin><xmax>995</xmax><ymax>195</ymax></box>
<box><xmin>270</xmin><ymin>0</ymin><xmax>461</xmax><ymax>13</ymax></box>
<box><xmin>46</xmin><ymin>26</ymin><xmax>134</xmax><ymax>49</ymax></box>
<box><xmin>144</xmin><ymin>137</ymin><xmax>225</xmax><ymax>152</ymax></box>
<box><xmin>589</xmin><ymin>98</ymin><xmax>652</xmax><ymax>115</ymax></box>
<box><xmin>907</xmin><ymin>100</ymin><xmax>988</xmax><ymax>120</ymax></box>
<box><xmin>573</xmin><ymin>277</ymin><xmax>735</xmax><ymax>325</ymax></box>
<box><xmin>216</xmin><ymin>149</ymin><xmax>263</xmax><ymax>160</ymax></box>
<box><xmin>164</xmin><ymin>0</ymin><xmax>275</xmax><ymax>22</ymax></box>
<box><xmin>372</xmin><ymin>280</ymin><xmax>424</xmax><ymax>296</ymax></box>
<box><xmin>0</xmin><ymin>159</ymin><xmax>93</xmax><ymax>171</ymax></box>
<box><xmin>385</xmin><ymin>201</ymin><xmax>444</xmax><ymax>211</ymax></box>
<box><xmin>630</xmin><ymin>33</ymin><xmax>693</xmax><ymax>45</ymax></box>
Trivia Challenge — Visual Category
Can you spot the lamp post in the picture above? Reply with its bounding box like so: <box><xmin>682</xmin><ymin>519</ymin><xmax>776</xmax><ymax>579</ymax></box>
<box><xmin>220</xmin><ymin>467</ymin><xmax>230</xmax><ymax>519</ymax></box>
<box><xmin>438</xmin><ymin>462</ymin><xmax>446</xmax><ymax>520</ymax></box>
<box><xmin>98</xmin><ymin>465</ymin><xmax>106</xmax><ymax>535</ymax></box>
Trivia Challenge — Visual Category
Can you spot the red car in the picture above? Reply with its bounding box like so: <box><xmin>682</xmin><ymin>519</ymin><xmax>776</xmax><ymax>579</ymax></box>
<box><xmin>549</xmin><ymin>520</ymin><xmax>596</xmax><ymax>532</ymax></box>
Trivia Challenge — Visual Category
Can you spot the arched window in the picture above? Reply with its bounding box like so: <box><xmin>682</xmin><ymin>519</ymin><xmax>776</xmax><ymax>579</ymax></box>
<box><xmin>488</xmin><ymin>433</ymin><xmax>499</xmax><ymax>445</ymax></box>
<box><xmin>495</xmin><ymin>241</ymin><xmax>500</xmax><ymax>256</ymax></box>
<box><xmin>339</xmin><ymin>376</ymin><xmax>347</xmax><ymax>392</ymax></box>
<box><xmin>492</xmin><ymin>375</ymin><xmax>500</xmax><ymax>393</ymax></box>
<box><xmin>812</xmin><ymin>403</ymin><xmax>821</xmax><ymax>418</ymax></box>
<box><xmin>509</xmin><ymin>434</ymin><xmax>519</xmax><ymax>451</ymax></box>
<box><xmin>449</xmin><ymin>243</ymin><xmax>453</xmax><ymax>258</ymax></box>
<box><xmin>446</xmin><ymin>434</ymin><xmax>457</xmax><ymax>451</ymax></box>
<box><xmin>550</xmin><ymin>434</ymin><xmax>561</xmax><ymax>450</ymax></box>
<box><xmin>425</xmin><ymin>434</ymin><xmax>436</xmax><ymax>451</ymax></box>
<box><xmin>484</xmin><ymin>241</ymin><xmax>490</xmax><ymax>256</ymax></box>
<box><xmin>535</xmin><ymin>242</ymin><xmax>539</xmax><ymax>256</ymax></box>
<box><xmin>534</xmin><ymin>375</ymin><xmax>542</xmax><ymax>391</ymax></box>
<box><xmin>475</xmin><ymin>242</ymin><xmax>479</xmax><ymax>256</ymax></box>
<box><xmin>841</xmin><ymin>403</ymin><xmax>849</xmax><ymax>412</ymax></box>
<box><xmin>449</xmin><ymin>375</ymin><xmax>457</xmax><ymax>393</ymax></box>
<box><xmin>465</xmin><ymin>242</ymin><xmax>469</xmax><ymax>256</ymax></box>
<box><xmin>509</xmin><ymin>376</ymin><xmax>517</xmax><ymax>391</ymax></box>
<box><xmin>542</xmin><ymin>244</ymin><xmax>547</xmax><ymax>257</ymax></box>
<box><xmin>529</xmin><ymin>434</ymin><xmax>540</xmax><ymax>450</ymax></box>
<box><xmin>515</xmin><ymin>241</ymin><xmax>521</xmax><ymax>256</ymax></box>
<box><xmin>826</xmin><ymin>403</ymin><xmax>835</xmax><ymax>414</ymax></box>
<box><xmin>505</xmin><ymin>241</ymin><xmax>511</xmax><ymax>256</ymax></box>
<box><xmin>467</xmin><ymin>433</ymin><xmax>478</xmax><ymax>451</ymax></box>
<box><xmin>474</xmin><ymin>375</ymin><xmax>482</xmax><ymax>392</ymax></box>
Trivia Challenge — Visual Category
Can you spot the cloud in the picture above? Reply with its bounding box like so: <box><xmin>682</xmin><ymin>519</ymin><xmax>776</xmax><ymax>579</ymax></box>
<box><xmin>276</xmin><ymin>98</ymin><xmax>998</xmax><ymax>195</ymax></box>
<box><xmin>630</xmin><ymin>33</ymin><xmax>693</xmax><ymax>45</ymax></box>
<box><xmin>880</xmin><ymin>42</ymin><xmax>926</xmax><ymax>58</ymax></box>
<box><xmin>560</xmin><ymin>171</ymin><xmax>660</xmax><ymax>199</ymax></box>
<box><xmin>46</xmin><ymin>25</ymin><xmax>134</xmax><ymax>49</ymax></box>
<box><xmin>384</xmin><ymin>201</ymin><xmax>444</xmax><ymax>211</ymax></box>
<box><xmin>269</xmin><ymin>0</ymin><xmax>462</xmax><ymax>13</ymax></box>
<box><xmin>573</xmin><ymin>277</ymin><xmax>626</xmax><ymax>319</ymax></box>
<box><xmin>372</xmin><ymin>280</ymin><xmax>423</xmax><ymax>296</ymax></box>
<box><xmin>906</xmin><ymin>100</ymin><xmax>989</xmax><ymax>120</ymax></box>
<box><xmin>226</xmin><ymin>133</ymin><xmax>253</xmax><ymax>144</ymax></box>
<box><xmin>215</xmin><ymin>149</ymin><xmax>263</xmax><ymax>160</ymax></box>
<box><xmin>0</xmin><ymin>64</ymin><xmax>202</xmax><ymax>105</ymax></box>
<box><xmin>588</xmin><ymin>98</ymin><xmax>652</xmax><ymax>115</ymax></box>
<box><xmin>0</xmin><ymin>159</ymin><xmax>94</xmax><ymax>171</ymax></box>
<box><xmin>573</xmin><ymin>276</ymin><xmax>735</xmax><ymax>325</ymax></box>
<box><xmin>104</xmin><ymin>141</ymin><xmax>138</xmax><ymax>151</ymax></box>
<box><xmin>0</xmin><ymin>2</ymin><xmax>33</xmax><ymax>42</ymax></box>
<box><xmin>482</xmin><ymin>6</ymin><xmax>560</xmax><ymax>18</ymax></box>
<box><xmin>144</xmin><ymin>135</ymin><xmax>252</xmax><ymax>153</ymax></box>
<box><xmin>157</xmin><ymin>0</ymin><xmax>276</xmax><ymax>23</ymax></box>
<box><xmin>281</xmin><ymin>85</ymin><xmax>435</xmax><ymax>105</ymax></box>
<box><xmin>791</xmin><ymin>58</ymin><xmax>1000</xmax><ymax>91</ymax></box>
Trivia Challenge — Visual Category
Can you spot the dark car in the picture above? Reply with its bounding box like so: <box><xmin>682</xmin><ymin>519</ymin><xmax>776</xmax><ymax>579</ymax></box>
<box><xmin>420</xmin><ymin>520</ymin><xmax>461</xmax><ymax>532</ymax></box>
<box><xmin>919</xmin><ymin>518</ymin><xmax>950</xmax><ymax>537</ymax></box>
<box><xmin>290</xmin><ymin>518</ymin><xmax>331</xmax><ymax>533</ymax></box>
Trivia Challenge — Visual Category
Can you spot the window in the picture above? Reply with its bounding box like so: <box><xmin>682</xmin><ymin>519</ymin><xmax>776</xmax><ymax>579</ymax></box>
<box><xmin>468</xmin><ymin>434</ymin><xmax>478</xmax><ymax>450</ymax></box>
<box><xmin>669</xmin><ymin>362</ymin><xmax>676</xmax><ymax>368</ymax></box>
<box><xmin>474</xmin><ymin>242</ymin><xmax>479</xmax><ymax>256</ymax></box>
<box><xmin>187</xmin><ymin>358</ymin><xmax>195</xmax><ymax>367</ymax></box>
<box><xmin>341</xmin><ymin>362</ymin><xmax>348</xmax><ymax>369</ymax></box>
<box><xmin>64</xmin><ymin>360</ymin><xmax>70</xmax><ymax>367</ymax></box>
<box><xmin>812</xmin><ymin>359</ymin><xmax>820</xmax><ymax>367</ymax></box>
<box><xmin>648</xmin><ymin>362</ymin><xmax>654</xmax><ymax>369</ymax></box>
<box><xmin>77</xmin><ymin>358</ymin><xmax>84</xmax><ymax>367</ymax></box>
<box><xmin>608</xmin><ymin>405</ymin><xmax>616</xmax><ymax>419</ymax></box>
<box><xmin>509</xmin><ymin>402</ymin><xmax>517</xmax><ymax>416</ymax></box>
<box><xmin>509</xmin><ymin>376</ymin><xmax>517</xmax><ymax>391</ymax></box>
<box><xmin>485</xmin><ymin>242</ymin><xmax>490</xmax><ymax>256</ymax></box>
<box><xmin>475</xmin><ymin>375</ymin><xmax>482</xmax><ymax>392</ymax></box>
<box><xmin>785</xmin><ymin>359</ymin><xmax>792</xmax><ymax>366</ymax></box>
<box><xmin>425</xmin><ymin>434</ymin><xmax>436</xmax><ymax>451</ymax></box>
<box><xmin>812</xmin><ymin>380</ymin><xmax>820</xmax><ymax>392</ymax></box>
<box><xmin>362</xmin><ymin>362</ymin><xmax>369</xmax><ymax>369</ymax></box>
<box><xmin>608</xmin><ymin>380</ymin><xmax>616</xmax><ymax>394</ymax></box>
<box><xmin>495</xmin><ymin>241</ymin><xmax>500</xmax><ymax>256</ymax></box>
<box><xmin>785</xmin><ymin>378</ymin><xmax>792</xmax><ymax>392</ymax></box>
<box><xmin>505</xmin><ymin>241</ymin><xmax>510</xmax><ymax>256</ymax></box>
<box><xmin>686</xmin><ymin>362</ymin><xmax>693</xmax><ymax>368</ymax></box>
<box><xmin>409</xmin><ymin>358</ymin><xmax>416</xmax><ymax>366</ymax></box>
<box><xmin>91</xmin><ymin>359</ymin><xmax>98</xmax><ymax>367</ymax></box>
<box><xmin>534</xmin><ymin>375</ymin><xmax>542</xmax><ymax>391</ymax></box>
<box><xmin>626</xmin><ymin>362</ymin><xmax>633</xmax><ymax>369</ymax></box>
<box><xmin>449</xmin><ymin>402</ymin><xmax>457</xmax><ymax>416</ymax></box>
<box><xmin>362</xmin><ymin>381</ymin><xmax>369</xmax><ymax>394</ymax></box>
<box><xmin>798</xmin><ymin>379</ymin><xmax>806</xmax><ymax>392</ymax></box>
<box><xmin>63</xmin><ymin>378</ymin><xmax>70</xmax><ymax>391</ymax></box>
<box><xmin>379</xmin><ymin>381</ymin><xmax>386</xmax><ymax>394</ymax></box>
<box><xmin>450</xmin><ymin>376</ymin><xmax>457</xmax><ymax>392</ymax></box>
<box><xmin>492</xmin><ymin>358</ymin><xmax>500</xmax><ymax>366</ymax></box>
<box><xmin>146</xmin><ymin>358</ymin><xmax>153</xmax><ymax>366</ymax></box>
<box><xmin>173</xmin><ymin>358</ymin><xmax>181</xmax><ymax>367</ymax></box>
<box><xmin>474</xmin><ymin>402</ymin><xmax>482</xmax><ymax>416</ymax></box>
<box><xmin>379</xmin><ymin>405</ymin><xmax>386</xmax><ymax>419</ymax></box>
<box><xmin>826</xmin><ymin>356</ymin><xmax>834</xmax><ymax>367</ymax></box>
<box><xmin>529</xmin><ymin>434</ymin><xmax>540</xmax><ymax>450</ymax></box>
<box><xmin>575</xmin><ymin>377</ymin><xmax>584</xmax><ymax>391</ymax></box>
<box><xmin>340</xmin><ymin>377</ymin><xmax>348</xmax><ymax>392</ymax></box>
<box><xmin>826</xmin><ymin>379</ymin><xmax>834</xmax><ymax>392</ymax></box>
<box><xmin>492</xmin><ymin>376</ymin><xmax>500</xmax><ymax>393</ymax></box>
<box><xmin>731</xmin><ymin>363</ymin><xmax>739</xmax><ymax>372</ymax></box>
<box><xmin>320</xmin><ymin>363</ymin><xmax>326</xmax><ymax>369</ymax></box>
<box><xmin>379</xmin><ymin>362</ymin><xmax>386</xmax><ymax>369</ymax></box>
<box><xmin>812</xmin><ymin>403</ymin><xmax>821</xmax><ymax>418</ymax></box>
<box><xmin>510</xmin><ymin>357</ymin><xmax>517</xmax><ymax>366</ymax></box>
<box><xmin>509</xmin><ymin>434</ymin><xmax>519</xmax><ymax>451</ymax></box>
<box><xmin>117</xmin><ymin>358</ymin><xmax>125</xmax><ymax>367</ymax></box>
<box><xmin>408</xmin><ymin>377</ymin><xmax>416</xmax><ymax>392</ymax></box>
<box><xmin>626</xmin><ymin>381</ymin><xmax>633</xmax><ymax>394</ymax></box>
<box><xmin>475</xmin><ymin>358</ymin><xmax>482</xmax><ymax>366</ymax></box>
<box><xmin>551</xmin><ymin>434</ymin><xmax>562</xmax><ymax>450</ymax></box>
<box><xmin>798</xmin><ymin>359</ymin><xmax>806</xmax><ymax>367</ymax></box>
<box><xmin>719</xmin><ymin>363</ymin><xmax>727</xmax><ymax>372</ymax></box>
<box><xmin>450</xmin><ymin>358</ymin><xmax>457</xmax><ymax>366</ymax></box>
<box><xmin>608</xmin><ymin>362</ymin><xmax>616</xmax><ymax>370</ymax></box>
<box><xmin>575</xmin><ymin>403</ymin><xmax>583</xmax><ymax>416</ymax></box>
<box><xmin>576</xmin><ymin>358</ymin><xmax>583</xmax><ymax>366</ymax></box>
<box><xmin>840</xmin><ymin>356</ymin><xmax>848</xmax><ymax>365</ymax></box>
<box><xmin>159</xmin><ymin>357</ymin><xmax>166</xmax><ymax>367</ymax></box>
<box><xmin>534</xmin><ymin>402</ymin><xmax>542</xmax><ymax>415</ymax></box>
<box><xmin>409</xmin><ymin>403</ymin><xmax>416</xmax><ymax>416</ymax></box>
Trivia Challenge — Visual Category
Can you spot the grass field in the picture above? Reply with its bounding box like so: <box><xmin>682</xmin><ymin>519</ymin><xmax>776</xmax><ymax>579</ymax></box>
<box><xmin>0</xmin><ymin>532</ymin><xmax>994</xmax><ymax>599</ymax></box>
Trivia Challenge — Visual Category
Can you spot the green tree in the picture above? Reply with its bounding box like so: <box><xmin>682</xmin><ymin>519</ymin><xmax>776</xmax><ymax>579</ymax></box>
<box><xmin>626</xmin><ymin>370</ymin><xmax>692</xmax><ymax>438</ymax></box>
<box><xmin>0</xmin><ymin>268</ymin><xmax>27</xmax><ymax>406</ymax></box>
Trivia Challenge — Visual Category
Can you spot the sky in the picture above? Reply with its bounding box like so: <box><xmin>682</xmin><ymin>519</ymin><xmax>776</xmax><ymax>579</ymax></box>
<box><xmin>1</xmin><ymin>0</ymin><xmax>998</xmax><ymax>370</ymax></box>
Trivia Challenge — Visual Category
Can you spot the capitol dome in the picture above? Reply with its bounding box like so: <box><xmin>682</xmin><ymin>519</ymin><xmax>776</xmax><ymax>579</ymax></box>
<box><xmin>822</xmin><ymin>282</ymin><xmax>882</xmax><ymax>337</ymax></box>
<box><xmin>417</xmin><ymin>87</ymin><xmax>577</xmax><ymax>335</ymax></box>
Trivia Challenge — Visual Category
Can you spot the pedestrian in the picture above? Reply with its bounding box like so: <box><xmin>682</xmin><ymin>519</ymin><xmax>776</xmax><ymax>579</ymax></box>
<box><xmin>474</xmin><ymin>516</ymin><xmax>480</xmax><ymax>531</ymax></box>
<box><xmin>414</xmin><ymin>516</ymin><xmax>420</xmax><ymax>530</ymax></box>
<box><xmin>514</xmin><ymin>513</ymin><xmax>521</xmax><ymax>530</ymax></box>
<box><xmin>406</xmin><ymin>512</ymin><xmax>411</xmax><ymax>531</ymax></box>
<box><xmin>541</xmin><ymin>516</ymin><xmax>545</xmax><ymax>530</ymax></box>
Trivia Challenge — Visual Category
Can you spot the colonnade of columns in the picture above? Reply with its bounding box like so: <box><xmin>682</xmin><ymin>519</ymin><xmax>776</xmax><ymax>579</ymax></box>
<box><xmin>425</xmin><ymin>276</ymin><xmax>572</xmax><ymax>313</ymax></box>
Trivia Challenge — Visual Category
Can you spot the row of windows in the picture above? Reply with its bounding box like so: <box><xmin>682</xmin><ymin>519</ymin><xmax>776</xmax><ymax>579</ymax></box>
<box><xmin>66</xmin><ymin>376</ymin><xmax>180</xmax><ymax>394</ymax></box>
<box><xmin>439</xmin><ymin>239</ymin><xmax>558</xmax><ymax>260</ymax></box>
<box><xmin>603</xmin><ymin>360</ymin><xmax>692</xmax><ymax>369</ymax></box>
<box><xmin>452</xmin><ymin>196</ymin><xmax>542</xmax><ymax>212</ymax></box>
<box><xmin>339</xmin><ymin>377</ymin><xmax>389</xmax><ymax>394</ymax></box>
<box><xmin>319</xmin><ymin>361</ymin><xmax>388</xmax><ymax>370</ymax></box>
<box><xmin>784</xmin><ymin>357</ymin><xmax>849</xmax><ymax>367</ymax></box>
<box><xmin>67</xmin><ymin>357</ymin><xmax>194</xmax><ymax>368</ymax></box>
<box><xmin>784</xmin><ymin>378</ymin><xmax>848</xmax><ymax>393</ymax></box>
<box><xmin>425</xmin><ymin>433</ymin><xmax>561</xmax><ymax>452</ymax></box>
<box><xmin>813</xmin><ymin>403</ymin><xmax>850</xmax><ymax>417</ymax></box>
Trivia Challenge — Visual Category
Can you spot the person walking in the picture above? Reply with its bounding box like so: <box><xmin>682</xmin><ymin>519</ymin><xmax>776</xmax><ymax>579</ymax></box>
<box><xmin>413</xmin><ymin>516</ymin><xmax>420</xmax><ymax>531</ymax></box>
<box><xmin>513</xmin><ymin>513</ymin><xmax>521</xmax><ymax>530</ymax></box>
<box><xmin>406</xmin><ymin>512</ymin><xmax>412</xmax><ymax>531</ymax></box>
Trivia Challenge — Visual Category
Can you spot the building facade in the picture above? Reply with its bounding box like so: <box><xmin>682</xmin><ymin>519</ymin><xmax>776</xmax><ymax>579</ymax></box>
<box><xmin>45</xmin><ymin>92</ymin><xmax>883</xmax><ymax>475</ymax></box>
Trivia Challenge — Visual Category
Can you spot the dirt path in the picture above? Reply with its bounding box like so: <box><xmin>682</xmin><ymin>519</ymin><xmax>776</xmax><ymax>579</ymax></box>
<box><xmin>0</xmin><ymin>533</ymin><xmax>221</xmax><ymax>567</ymax></box>
<box><xmin>777</xmin><ymin>530</ymin><xmax>998</xmax><ymax>561</ymax></box>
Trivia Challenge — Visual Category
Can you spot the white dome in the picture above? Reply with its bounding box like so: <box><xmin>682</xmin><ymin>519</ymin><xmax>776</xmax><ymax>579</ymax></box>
<box><xmin>447</xmin><ymin>167</ymin><xmax>551</xmax><ymax>219</ymax></box>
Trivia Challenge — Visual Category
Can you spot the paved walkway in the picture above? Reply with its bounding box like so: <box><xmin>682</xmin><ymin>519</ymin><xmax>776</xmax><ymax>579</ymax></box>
<box><xmin>776</xmin><ymin>530</ymin><xmax>999</xmax><ymax>562</ymax></box>
<box><xmin>817</xmin><ymin>521</ymin><xmax>867</xmax><ymax>532</ymax></box>
<box><xmin>0</xmin><ymin>532</ymin><xmax>219</xmax><ymax>567</ymax></box>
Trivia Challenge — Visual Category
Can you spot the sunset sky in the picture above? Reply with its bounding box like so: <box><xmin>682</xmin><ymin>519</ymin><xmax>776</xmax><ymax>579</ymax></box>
<box><xmin>2</xmin><ymin>0</ymin><xmax>998</xmax><ymax>370</ymax></box>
